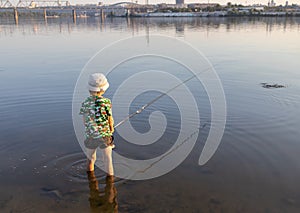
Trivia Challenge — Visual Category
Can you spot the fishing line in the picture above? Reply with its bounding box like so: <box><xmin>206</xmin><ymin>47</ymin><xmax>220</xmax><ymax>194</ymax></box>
<box><xmin>114</xmin><ymin>63</ymin><xmax>218</xmax><ymax>128</ymax></box>
<box><xmin>136</xmin><ymin>120</ymin><xmax>209</xmax><ymax>174</ymax></box>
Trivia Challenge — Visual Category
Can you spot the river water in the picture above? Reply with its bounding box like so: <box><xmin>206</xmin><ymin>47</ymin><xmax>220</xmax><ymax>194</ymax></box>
<box><xmin>0</xmin><ymin>16</ymin><xmax>300</xmax><ymax>212</ymax></box>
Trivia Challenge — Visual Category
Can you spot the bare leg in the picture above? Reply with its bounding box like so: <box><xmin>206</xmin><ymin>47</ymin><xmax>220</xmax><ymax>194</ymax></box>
<box><xmin>86</xmin><ymin>148</ymin><xmax>97</xmax><ymax>171</ymax></box>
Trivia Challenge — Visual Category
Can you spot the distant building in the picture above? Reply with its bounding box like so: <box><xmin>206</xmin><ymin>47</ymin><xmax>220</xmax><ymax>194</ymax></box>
<box><xmin>176</xmin><ymin>0</ymin><xmax>184</xmax><ymax>5</ymax></box>
<box><xmin>238</xmin><ymin>6</ymin><xmax>264</xmax><ymax>13</ymax></box>
<box><xmin>285</xmin><ymin>1</ymin><xmax>288</xmax><ymax>6</ymax></box>
<box><xmin>158</xmin><ymin>3</ymin><xmax>187</xmax><ymax>9</ymax></box>
<box><xmin>268</xmin><ymin>0</ymin><xmax>276</xmax><ymax>7</ymax></box>
<box><xmin>188</xmin><ymin>3</ymin><xmax>219</xmax><ymax>9</ymax></box>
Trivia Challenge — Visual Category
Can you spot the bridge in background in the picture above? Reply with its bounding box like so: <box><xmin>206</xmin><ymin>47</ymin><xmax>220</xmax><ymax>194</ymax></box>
<box><xmin>0</xmin><ymin>0</ymin><xmax>66</xmax><ymax>7</ymax></box>
<box><xmin>0</xmin><ymin>1</ymin><xmax>154</xmax><ymax>19</ymax></box>
<box><xmin>0</xmin><ymin>1</ymin><xmax>144</xmax><ymax>8</ymax></box>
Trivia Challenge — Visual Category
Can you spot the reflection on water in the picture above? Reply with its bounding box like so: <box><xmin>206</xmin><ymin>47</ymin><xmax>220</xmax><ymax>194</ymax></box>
<box><xmin>87</xmin><ymin>171</ymin><xmax>118</xmax><ymax>213</ymax></box>
<box><xmin>0</xmin><ymin>16</ymin><xmax>300</xmax><ymax>212</ymax></box>
<box><xmin>1</xmin><ymin>16</ymin><xmax>300</xmax><ymax>37</ymax></box>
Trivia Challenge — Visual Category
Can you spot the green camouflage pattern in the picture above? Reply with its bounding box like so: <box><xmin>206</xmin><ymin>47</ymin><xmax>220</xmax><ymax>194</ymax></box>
<box><xmin>79</xmin><ymin>95</ymin><xmax>113</xmax><ymax>138</ymax></box>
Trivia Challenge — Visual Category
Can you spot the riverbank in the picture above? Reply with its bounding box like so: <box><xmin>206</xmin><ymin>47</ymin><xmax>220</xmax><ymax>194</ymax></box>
<box><xmin>133</xmin><ymin>11</ymin><xmax>300</xmax><ymax>17</ymax></box>
<box><xmin>1</xmin><ymin>7</ymin><xmax>300</xmax><ymax>19</ymax></box>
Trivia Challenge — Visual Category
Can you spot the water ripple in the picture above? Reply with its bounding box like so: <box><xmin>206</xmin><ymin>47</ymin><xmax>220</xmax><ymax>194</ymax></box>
<box><xmin>44</xmin><ymin>152</ymin><xmax>126</xmax><ymax>185</ymax></box>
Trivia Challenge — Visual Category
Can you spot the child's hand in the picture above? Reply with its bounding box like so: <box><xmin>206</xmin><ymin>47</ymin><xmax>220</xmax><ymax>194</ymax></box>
<box><xmin>108</xmin><ymin>116</ymin><xmax>114</xmax><ymax>133</ymax></box>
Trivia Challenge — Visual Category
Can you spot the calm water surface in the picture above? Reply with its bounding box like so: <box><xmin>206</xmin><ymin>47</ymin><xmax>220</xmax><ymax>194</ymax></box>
<box><xmin>0</xmin><ymin>17</ymin><xmax>300</xmax><ymax>212</ymax></box>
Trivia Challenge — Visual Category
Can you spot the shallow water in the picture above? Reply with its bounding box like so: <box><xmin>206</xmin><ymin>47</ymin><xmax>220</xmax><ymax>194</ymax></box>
<box><xmin>1</xmin><ymin>16</ymin><xmax>300</xmax><ymax>212</ymax></box>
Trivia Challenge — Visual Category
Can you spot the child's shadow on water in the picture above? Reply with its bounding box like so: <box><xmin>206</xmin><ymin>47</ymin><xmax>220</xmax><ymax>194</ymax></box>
<box><xmin>87</xmin><ymin>171</ymin><xmax>118</xmax><ymax>213</ymax></box>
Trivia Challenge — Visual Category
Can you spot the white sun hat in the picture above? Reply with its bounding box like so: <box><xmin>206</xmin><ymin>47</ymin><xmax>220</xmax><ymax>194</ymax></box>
<box><xmin>88</xmin><ymin>73</ymin><xmax>109</xmax><ymax>92</ymax></box>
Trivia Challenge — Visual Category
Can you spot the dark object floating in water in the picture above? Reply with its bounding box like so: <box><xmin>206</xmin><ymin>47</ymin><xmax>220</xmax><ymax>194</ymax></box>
<box><xmin>40</xmin><ymin>187</ymin><xmax>63</xmax><ymax>200</ymax></box>
<box><xmin>209</xmin><ymin>197</ymin><xmax>221</xmax><ymax>205</ymax></box>
<box><xmin>261</xmin><ymin>83</ymin><xmax>286</xmax><ymax>89</ymax></box>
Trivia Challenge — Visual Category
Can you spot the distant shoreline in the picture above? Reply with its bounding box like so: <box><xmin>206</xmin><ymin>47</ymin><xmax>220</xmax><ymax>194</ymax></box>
<box><xmin>1</xmin><ymin>7</ymin><xmax>300</xmax><ymax>19</ymax></box>
<box><xmin>1</xmin><ymin>13</ymin><xmax>300</xmax><ymax>18</ymax></box>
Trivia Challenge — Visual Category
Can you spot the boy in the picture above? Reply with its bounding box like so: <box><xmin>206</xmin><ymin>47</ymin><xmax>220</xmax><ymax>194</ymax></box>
<box><xmin>79</xmin><ymin>73</ymin><xmax>114</xmax><ymax>176</ymax></box>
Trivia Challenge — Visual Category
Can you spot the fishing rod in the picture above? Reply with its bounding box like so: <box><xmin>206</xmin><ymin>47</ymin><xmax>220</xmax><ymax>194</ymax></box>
<box><xmin>114</xmin><ymin>64</ymin><xmax>217</xmax><ymax>129</ymax></box>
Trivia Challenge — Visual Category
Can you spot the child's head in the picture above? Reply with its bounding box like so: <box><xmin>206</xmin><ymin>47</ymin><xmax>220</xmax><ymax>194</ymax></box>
<box><xmin>88</xmin><ymin>73</ymin><xmax>109</xmax><ymax>96</ymax></box>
